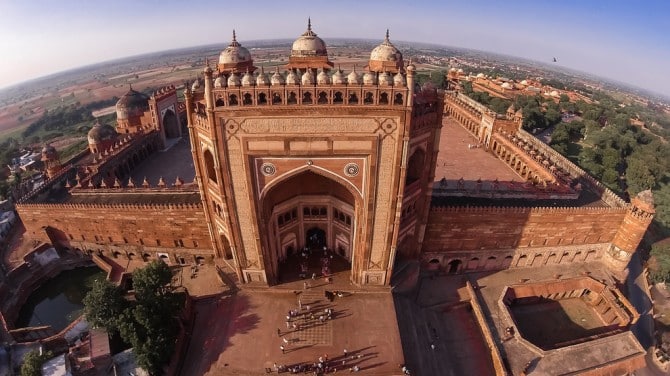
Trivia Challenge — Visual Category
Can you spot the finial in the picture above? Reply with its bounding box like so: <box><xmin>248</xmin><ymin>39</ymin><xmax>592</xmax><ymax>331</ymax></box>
<box><xmin>385</xmin><ymin>29</ymin><xmax>390</xmax><ymax>40</ymax></box>
<box><xmin>232</xmin><ymin>29</ymin><xmax>237</xmax><ymax>42</ymax></box>
<box><xmin>308</xmin><ymin>17</ymin><xmax>312</xmax><ymax>31</ymax></box>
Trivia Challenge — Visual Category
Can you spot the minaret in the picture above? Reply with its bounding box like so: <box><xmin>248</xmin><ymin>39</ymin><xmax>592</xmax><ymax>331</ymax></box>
<box><xmin>606</xmin><ymin>190</ymin><xmax>655</xmax><ymax>273</ymax></box>
<box><xmin>41</xmin><ymin>144</ymin><xmax>61</xmax><ymax>179</ymax></box>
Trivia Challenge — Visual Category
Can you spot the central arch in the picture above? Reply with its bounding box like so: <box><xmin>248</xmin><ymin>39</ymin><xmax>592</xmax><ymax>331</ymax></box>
<box><xmin>162</xmin><ymin>109</ymin><xmax>180</xmax><ymax>139</ymax></box>
<box><xmin>261</xmin><ymin>170</ymin><xmax>358</xmax><ymax>285</ymax></box>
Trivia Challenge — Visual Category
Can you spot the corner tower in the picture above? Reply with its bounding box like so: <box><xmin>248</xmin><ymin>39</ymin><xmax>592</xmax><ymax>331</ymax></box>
<box><xmin>186</xmin><ymin>28</ymin><xmax>443</xmax><ymax>287</ymax></box>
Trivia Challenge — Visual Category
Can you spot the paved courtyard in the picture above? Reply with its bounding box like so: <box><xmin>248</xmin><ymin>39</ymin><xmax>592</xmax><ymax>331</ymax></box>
<box><xmin>180</xmin><ymin>285</ymin><xmax>404</xmax><ymax>375</ymax></box>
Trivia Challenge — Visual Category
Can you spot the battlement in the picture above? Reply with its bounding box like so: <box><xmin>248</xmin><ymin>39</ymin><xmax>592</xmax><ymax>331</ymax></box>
<box><xmin>151</xmin><ymin>84</ymin><xmax>177</xmax><ymax>102</ymax></box>
<box><xmin>430</xmin><ymin>204</ymin><xmax>627</xmax><ymax>214</ymax></box>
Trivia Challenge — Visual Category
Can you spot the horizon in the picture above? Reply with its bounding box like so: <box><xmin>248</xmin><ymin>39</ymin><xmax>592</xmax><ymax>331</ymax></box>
<box><xmin>1</xmin><ymin>0</ymin><xmax>669</xmax><ymax>98</ymax></box>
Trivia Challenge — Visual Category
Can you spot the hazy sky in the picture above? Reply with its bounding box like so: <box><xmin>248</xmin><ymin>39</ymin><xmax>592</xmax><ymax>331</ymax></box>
<box><xmin>1</xmin><ymin>0</ymin><xmax>669</xmax><ymax>97</ymax></box>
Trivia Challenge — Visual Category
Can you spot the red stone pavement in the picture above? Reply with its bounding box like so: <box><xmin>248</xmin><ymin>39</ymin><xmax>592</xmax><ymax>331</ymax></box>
<box><xmin>180</xmin><ymin>285</ymin><xmax>405</xmax><ymax>375</ymax></box>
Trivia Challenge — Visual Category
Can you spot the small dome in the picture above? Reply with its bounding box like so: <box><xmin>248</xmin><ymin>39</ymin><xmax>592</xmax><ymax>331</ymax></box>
<box><xmin>501</xmin><ymin>82</ymin><xmax>512</xmax><ymax>89</ymax></box>
<box><xmin>550</xmin><ymin>90</ymin><xmax>559</xmax><ymax>97</ymax></box>
<box><xmin>228</xmin><ymin>73</ymin><xmax>241</xmax><ymax>87</ymax></box>
<box><xmin>332</xmin><ymin>68</ymin><xmax>345</xmax><ymax>85</ymax></box>
<box><xmin>520</xmin><ymin>79</ymin><xmax>528</xmax><ymax>85</ymax></box>
<box><xmin>476</xmin><ymin>73</ymin><xmax>485</xmax><ymax>78</ymax></box>
<box><xmin>214</xmin><ymin>75</ymin><xmax>226</xmax><ymax>88</ymax></box>
<box><xmin>457</xmin><ymin>68</ymin><xmax>464</xmax><ymax>73</ymax></box>
<box><xmin>191</xmin><ymin>78</ymin><xmax>202</xmax><ymax>92</ymax></box>
<box><xmin>370</xmin><ymin>30</ymin><xmax>402</xmax><ymax>63</ymax></box>
<box><xmin>450</xmin><ymin>67</ymin><xmax>457</xmax><ymax>72</ymax></box>
<box><xmin>256</xmin><ymin>68</ymin><xmax>270</xmax><ymax>86</ymax></box>
<box><xmin>218</xmin><ymin>30</ymin><xmax>252</xmax><ymax>65</ymax></box>
<box><xmin>363</xmin><ymin>71</ymin><xmax>376</xmax><ymax>85</ymax></box>
<box><xmin>393</xmin><ymin>72</ymin><xmax>405</xmax><ymax>86</ymax></box>
<box><xmin>301</xmin><ymin>70</ymin><xmax>314</xmax><ymax>85</ymax></box>
<box><xmin>378</xmin><ymin>71</ymin><xmax>392</xmax><ymax>86</ymax></box>
<box><xmin>286</xmin><ymin>70</ymin><xmax>300</xmax><ymax>85</ymax></box>
<box><xmin>317</xmin><ymin>70</ymin><xmax>330</xmax><ymax>85</ymax></box>
<box><xmin>41</xmin><ymin>144</ymin><xmax>57</xmax><ymax>160</ymax></box>
<box><xmin>88</xmin><ymin>122</ymin><xmax>117</xmax><ymax>144</ymax></box>
<box><xmin>271</xmin><ymin>68</ymin><xmax>285</xmax><ymax>86</ymax></box>
<box><xmin>347</xmin><ymin>69</ymin><xmax>360</xmax><ymax>85</ymax></box>
<box><xmin>241</xmin><ymin>71</ymin><xmax>255</xmax><ymax>86</ymax></box>
<box><xmin>116</xmin><ymin>87</ymin><xmax>149</xmax><ymax>120</ymax></box>
<box><xmin>291</xmin><ymin>19</ymin><xmax>328</xmax><ymax>57</ymax></box>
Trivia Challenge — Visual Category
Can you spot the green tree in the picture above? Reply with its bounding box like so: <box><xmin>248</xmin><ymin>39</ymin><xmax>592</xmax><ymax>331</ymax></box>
<box><xmin>83</xmin><ymin>278</ymin><xmax>126</xmax><ymax>332</ymax></box>
<box><xmin>626</xmin><ymin>156</ymin><xmax>656</xmax><ymax>194</ymax></box>
<box><xmin>20</xmin><ymin>350</ymin><xmax>53</xmax><ymax>376</ymax></box>
<box><xmin>117</xmin><ymin>261</ymin><xmax>181</xmax><ymax>375</ymax></box>
<box><xmin>649</xmin><ymin>242</ymin><xmax>670</xmax><ymax>283</ymax></box>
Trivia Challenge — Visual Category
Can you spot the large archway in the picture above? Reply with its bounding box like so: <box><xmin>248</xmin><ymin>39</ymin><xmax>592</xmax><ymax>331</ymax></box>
<box><xmin>162</xmin><ymin>109</ymin><xmax>180</xmax><ymax>139</ymax></box>
<box><xmin>262</xmin><ymin>170</ymin><xmax>357</xmax><ymax>285</ymax></box>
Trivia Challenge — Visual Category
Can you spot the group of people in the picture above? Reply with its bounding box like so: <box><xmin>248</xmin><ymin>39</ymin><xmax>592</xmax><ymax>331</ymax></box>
<box><xmin>298</xmin><ymin>246</ymin><xmax>336</xmax><ymax>282</ymax></box>
<box><xmin>268</xmin><ymin>349</ymin><xmax>364</xmax><ymax>374</ymax></box>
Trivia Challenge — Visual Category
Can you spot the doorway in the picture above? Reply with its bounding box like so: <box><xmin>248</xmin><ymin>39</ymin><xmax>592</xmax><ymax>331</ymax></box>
<box><xmin>306</xmin><ymin>227</ymin><xmax>326</xmax><ymax>249</ymax></box>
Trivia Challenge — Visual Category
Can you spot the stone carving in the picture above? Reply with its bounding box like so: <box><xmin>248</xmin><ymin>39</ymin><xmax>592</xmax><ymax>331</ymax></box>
<box><xmin>261</xmin><ymin>163</ymin><xmax>276</xmax><ymax>176</ymax></box>
<box><xmin>344</xmin><ymin>163</ymin><xmax>359</xmax><ymax>177</ymax></box>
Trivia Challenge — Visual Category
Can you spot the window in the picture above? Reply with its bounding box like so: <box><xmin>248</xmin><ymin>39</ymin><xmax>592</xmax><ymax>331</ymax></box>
<box><xmin>193</xmin><ymin>240</ymin><xmax>199</xmax><ymax>248</ymax></box>
<box><xmin>156</xmin><ymin>239</ymin><xmax>161</xmax><ymax>246</ymax></box>
<box><xmin>258</xmin><ymin>93</ymin><xmax>267</xmax><ymax>105</ymax></box>
<box><xmin>204</xmin><ymin>150</ymin><xmax>217</xmax><ymax>183</ymax></box>
<box><xmin>243</xmin><ymin>93</ymin><xmax>252</xmax><ymax>105</ymax></box>
<box><xmin>348</xmin><ymin>93</ymin><xmax>358</xmax><ymax>104</ymax></box>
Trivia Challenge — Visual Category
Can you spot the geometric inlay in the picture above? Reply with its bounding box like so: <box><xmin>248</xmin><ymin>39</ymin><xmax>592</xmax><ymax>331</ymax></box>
<box><xmin>343</xmin><ymin>163</ymin><xmax>359</xmax><ymax>177</ymax></box>
<box><xmin>261</xmin><ymin>162</ymin><xmax>277</xmax><ymax>176</ymax></box>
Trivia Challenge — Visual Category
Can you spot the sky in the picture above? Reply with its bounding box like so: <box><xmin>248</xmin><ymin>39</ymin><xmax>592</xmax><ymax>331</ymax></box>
<box><xmin>1</xmin><ymin>0</ymin><xmax>669</xmax><ymax>97</ymax></box>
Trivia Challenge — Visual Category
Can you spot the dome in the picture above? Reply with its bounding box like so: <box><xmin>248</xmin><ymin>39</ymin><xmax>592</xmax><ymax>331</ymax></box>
<box><xmin>218</xmin><ymin>30</ymin><xmax>252</xmax><ymax>66</ymax></box>
<box><xmin>450</xmin><ymin>67</ymin><xmax>457</xmax><ymax>72</ymax></box>
<box><xmin>457</xmin><ymin>68</ymin><xmax>464</xmax><ymax>73</ymax></box>
<box><xmin>331</xmin><ymin>68</ymin><xmax>345</xmax><ymax>85</ymax></box>
<box><xmin>520</xmin><ymin>79</ymin><xmax>528</xmax><ymax>85</ymax></box>
<box><xmin>363</xmin><ymin>71</ymin><xmax>376</xmax><ymax>85</ymax></box>
<box><xmin>88</xmin><ymin>122</ymin><xmax>117</xmax><ymax>144</ymax></box>
<box><xmin>317</xmin><ymin>70</ymin><xmax>330</xmax><ymax>85</ymax></box>
<box><xmin>115</xmin><ymin>87</ymin><xmax>149</xmax><ymax>120</ymax></box>
<box><xmin>191</xmin><ymin>78</ymin><xmax>202</xmax><ymax>92</ymax></box>
<box><xmin>228</xmin><ymin>73</ymin><xmax>241</xmax><ymax>87</ymax></box>
<box><xmin>291</xmin><ymin>19</ymin><xmax>328</xmax><ymax>57</ymax></box>
<box><xmin>241</xmin><ymin>71</ymin><xmax>255</xmax><ymax>86</ymax></box>
<box><xmin>347</xmin><ymin>68</ymin><xmax>360</xmax><ymax>85</ymax></box>
<box><xmin>378</xmin><ymin>71</ymin><xmax>392</xmax><ymax>86</ymax></box>
<box><xmin>41</xmin><ymin>144</ymin><xmax>57</xmax><ymax>160</ymax></box>
<box><xmin>393</xmin><ymin>72</ymin><xmax>405</xmax><ymax>86</ymax></box>
<box><xmin>256</xmin><ymin>68</ymin><xmax>270</xmax><ymax>86</ymax></box>
<box><xmin>370</xmin><ymin>30</ymin><xmax>402</xmax><ymax>62</ymax></box>
<box><xmin>286</xmin><ymin>70</ymin><xmax>300</xmax><ymax>85</ymax></box>
<box><xmin>476</xmin><ymin>73</ymin><xmax>485</xmax><ymax>78</ymax></box>
<box><xmin>301</xmin><ymin>70</ymin><xmax>314</xmax><ymax>85</ymax></box>
<box><xmin>501</xmin><ymin>82</ymin><xmax>512</xmax><ymax>89</ymax></box>
<box><xmin>214</xmin><ymin>75</ymin><xmax>226</xmax><ymax>88</ymax></box>
<box><xmin>270</xmin><ymin>68</ymin><xmax>285</xmax><ymax>86</ymax></box>
<box><xmin>550</xmin><ymin>90</ymin><xmax>559</xmax><ymax>97</ymax></box>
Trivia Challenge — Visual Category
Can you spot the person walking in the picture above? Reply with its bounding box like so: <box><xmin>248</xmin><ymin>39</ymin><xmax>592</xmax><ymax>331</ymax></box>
<box><xmin>343</xmin><ymin>348</ymin><xmax>348</xmax><ymax>358</ymax></box>
<box><xmin>280</xmin><ymin>345</ymin><xmax>285</xmax><ymax>354</ymax></box>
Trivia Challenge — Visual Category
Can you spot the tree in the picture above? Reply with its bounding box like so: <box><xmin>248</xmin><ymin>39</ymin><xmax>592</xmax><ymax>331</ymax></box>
<box><xmin>118</xmin><ymin>261</ymin><xmax>181</xmax><ymax>375</ymax></box>
<box><xmin>20</xmin><ymin>350</ymin><xmax>53</xmax><ymax>376</ymax></box>
<box><xmin>649</xmin><ymin>242</ymin><xmax>670</xmax><ymax>283</ymax></box>
<box><xmin>83</xmin><ymin>278</ymin><xmax>126</xmax><ymax>332</ymax></box>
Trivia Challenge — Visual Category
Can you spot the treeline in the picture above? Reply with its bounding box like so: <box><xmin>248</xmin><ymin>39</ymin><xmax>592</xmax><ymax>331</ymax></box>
<box><xmin>21</xmin><ymin>97</ymin><xmax>118</xmax><ymax>138</ymax></box>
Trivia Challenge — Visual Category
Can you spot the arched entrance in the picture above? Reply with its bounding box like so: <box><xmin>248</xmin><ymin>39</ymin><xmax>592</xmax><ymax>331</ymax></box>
<box><xmin>306</xmin><ymin>227</ymin><xmax>326</xmax><ymax>248</ymax></box>
<box><xmin>262</xmin><ymin>170</ymin><xmax>357</xmax><ymax>285</ymax></box>
<box><xmin>162</xmin><ymin>109</ymin><xmax>180</xmax><ymax>139</ymax></box>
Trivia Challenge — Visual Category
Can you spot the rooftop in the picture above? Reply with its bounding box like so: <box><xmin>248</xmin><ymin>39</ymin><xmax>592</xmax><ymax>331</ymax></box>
<box><xmin>129</xmin><ymin>137</ymin><xmax>195</xmax><ymax>185</ymax></box>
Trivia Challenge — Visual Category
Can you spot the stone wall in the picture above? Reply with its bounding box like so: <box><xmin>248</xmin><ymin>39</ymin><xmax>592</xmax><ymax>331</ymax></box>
<box><xmin>16</xmin><ymin>202</ymin><xmax>213</xmax><ymax>260</ymax></box>
<box><xmin>423</xmin><ymin>206</ymin><xmax>627</xmax><ymax>252</ymax></box>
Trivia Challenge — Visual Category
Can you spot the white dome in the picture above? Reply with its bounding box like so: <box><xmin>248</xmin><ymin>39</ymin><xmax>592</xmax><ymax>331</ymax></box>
<box><xmin>191</xmin><ymin>78</ymin><xmax>202</xmax><ymax>92</ymax></box>
<box><xmin>317</xmin><ymin>70</ymin><xmax>330</xmax><ymax>85</ymax></box>
<box><xmin>347</xmin><ymin>69</ymin><xmax>360</xmax><ymax>85</ymax></box>
<box><xmin>332</xmin><ymin>68</ymin><xmax>345</xmax><ymax>85</ymax></box>
<box><xmin>378</xmin><ymin>71</ymin><xmax>392</xmax><ymax>86</ymax></box>
<box><xmin>270</xmin><ymin>68</ymin><xmax>285</xmax><ymax>86</ymax></box>
<box><xmin>363</xmin><ymin>72</ymin><xmax>376</xmax><ymax>85</ymax></box>
<box><xmin>370</xmin><ymin>30</ymin><xmax>402</xmax><ymax>62</ymax></box>
<box><xmin>218</xmin><ymin>31</ymin><xmax>252</xmax><ymax>65</ymax></box>
<box><xmin>291</xmin><ymin>19</ymin><xmax>327</xmax><ymax>57</ymax></box>
<box><xmin>501</xmin><ymin>82</ymin><xmax>512</xmax><ymax>89</ymax></box>
<box><xmin>520</xmin><ymin>80</ymin><xmax>528</xmax><ymax>85</ymax></box>
<box><xmin>550</xmin><ymin>90</ymin><xmax>559</xmax><ymax>97</ymax></box>
<box><xmin>393</xmin><ymin>72</ymin><xmax>405</xmax><ymax>86</ymax></box>
<box><xmin>450</xmin><ymin>67</ymin><xmax>457</xmax><ymax>72</ymax></box>
<box><xmin>227</xmin><ymin>73</ymin><xmax>241</xmax><ymax>87</ymax></box>
<box><xmin>256</xmin><ymin>68</ymin><xmax>269</xmax><ymax>86</ymax></box>
<box><xmin>476</xmin><ymin>73</ymin><xmax>485</xmax><ymax>78</ymax></box>
<box><xmin>301</xmin><ymin>70</ymin><xmax>314</xmax><ymax>85</ymax></box>
<box><xmin>214</xmin><ymin>75</ymin><xmax>226</xmax><ymax>88</ymax></box>
<box><xmin>241</xmin><ymin>71</ymin><xmax>255</xmax><ymax>86</ymax></box>
<box><xmin>286</xmin><ymin>70</ymin><xmax>300</xmax><ymax>85</ymax></box>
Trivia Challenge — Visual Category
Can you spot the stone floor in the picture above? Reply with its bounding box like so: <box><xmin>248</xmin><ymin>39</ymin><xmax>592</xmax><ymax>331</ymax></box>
<box><xmin>130</xmin><ymin>136</ymin><xmax>195</xmax><ymax>186</ymax></box>
<box><xmin>180</xmin><ymin>279</ymin><xmax>404</xmax><ymax>375</ymax></box>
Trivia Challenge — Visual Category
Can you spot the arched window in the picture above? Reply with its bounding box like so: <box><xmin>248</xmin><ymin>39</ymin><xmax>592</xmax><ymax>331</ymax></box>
<box><xmin>348</xmin><ymin>93</ymin><xmax>358</xmax><ymax>104</ymax></box>
<box><xmin>334</xmin><ymin>92</ymin><xmax>343</xmax><ymax>104</ymax></box>
<box><xmin>229</xmin><ymin>94</ymin><xmax>238</xmax><ymax>106</ymax></box>
<box><xmin>258</xmin><ymin>93</ymin><xmax>267</xmax><ymax>105</ymax></box>
<box><xmin>364</xmin><ymin>92</ymin><xmax>374</xmax><ymax>104</ymax></box>
<box><xmin>243</xmin><ymin>93</ymin><xmax>253</xmax><ymax>105</ymax></box>
<box><xmin>394</xmin><ymin>93</ymin><xmax>404</xmax><ymax>105</ymax></box>
<box><xmin>405</xmin><ymin>148</ymin><xmax>426</xmax><ymax>184</ymax></box>
<box><xmin>303</xmin><ymin>92</ymin><xmax>313</xmax><ymax>104</ymax></box>
<box><xmin>272</xmin><ymin>92</ymin><xmax>282</xmax><ymax>104</ymax></box>
<box><xmin>318</xmin><ymin>91</ymin><xmax>328</xmax><ymax>104</ymax></box>
<box><xmin>215</xmin><ymin>98</ymin><xmax>225</xmax><ymax>106</ymax></box>
<box><xmin>288</xmin><ymin>92</ymin><xmax>297</xmax><ymax>104</ymax></box>
<box><xmin>204</xmin><ymin>149</ymin><xmax>217</xmax><ymax>183</ymax></box>
<box><xmin>379</xmin><ymin>92</ymin><xmax>389</xmax><ymax>105</ymax></box>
